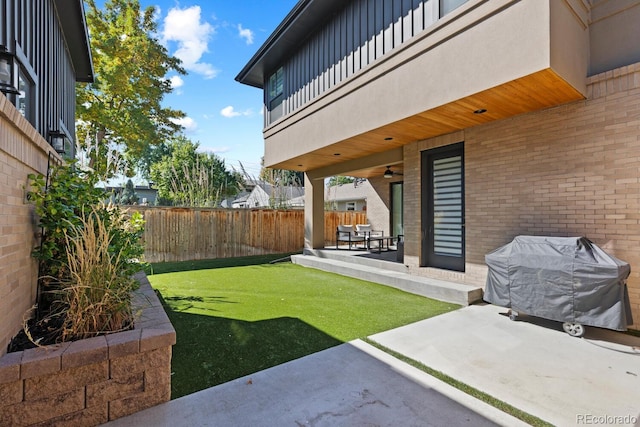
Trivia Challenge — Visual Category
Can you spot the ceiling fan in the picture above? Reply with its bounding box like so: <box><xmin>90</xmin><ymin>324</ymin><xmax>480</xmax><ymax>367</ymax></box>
<box><xmin>383</xmin><ymin>165</ymin><xmax>403</xmax><ymax>179</ymax></box>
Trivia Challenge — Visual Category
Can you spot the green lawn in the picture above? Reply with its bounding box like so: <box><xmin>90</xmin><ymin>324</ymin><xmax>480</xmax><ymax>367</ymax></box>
<box><xmin>149</xmin><ymin>257</ymin><xmax>459</xmax><ymax>399</ymax></box>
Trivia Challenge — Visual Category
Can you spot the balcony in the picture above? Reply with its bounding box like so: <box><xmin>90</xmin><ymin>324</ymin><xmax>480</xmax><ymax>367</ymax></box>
<box><xmin>262</xmin><ymin>0</ymin><xmax>588</xmax><ymax>177</ymax></box>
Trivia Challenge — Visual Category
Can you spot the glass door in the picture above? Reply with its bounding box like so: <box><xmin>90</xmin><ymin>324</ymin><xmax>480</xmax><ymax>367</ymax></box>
<box><xmin>421</xmin><ymin>143</ymin><xmax>465</xmax><ymax>271</ymax></box>
<box><xmin>390</xmin><ymin>182</ymin><xmax>403</xmax><ymax>238</ymax></box>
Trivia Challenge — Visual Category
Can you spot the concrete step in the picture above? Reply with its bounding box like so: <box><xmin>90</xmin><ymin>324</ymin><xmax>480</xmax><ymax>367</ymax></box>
<box><xmin>303</xmin><ymin>248</ymin><xmax>409</xmax><ymax>274</ymax></box>
<box><xmin>291</xmin><ymin>254</ymin><xmax>483</xmax><ymax>306</ymax></box>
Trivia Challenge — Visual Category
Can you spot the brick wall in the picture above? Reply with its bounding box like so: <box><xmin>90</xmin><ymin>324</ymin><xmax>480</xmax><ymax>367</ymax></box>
<box><xmin>0</xmin><ymin>273</ymin><xmax>175</xmax><ymax>426</ymax></box>
<box><xmin>0</xmin><ymin>95</ymin><xmax>58</xmax><ymax>357</ymax></box>
<box><xmin>404</xmin><ymin>63</ymin><xmax>640</xmax><ymax>328</ymax></box>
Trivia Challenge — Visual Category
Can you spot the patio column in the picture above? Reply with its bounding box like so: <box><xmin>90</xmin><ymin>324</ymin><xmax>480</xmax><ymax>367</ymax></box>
<box><xmin>304</xmin><ymin>173</ymin><xmax>325</xmax><ymax>250</ymax></box>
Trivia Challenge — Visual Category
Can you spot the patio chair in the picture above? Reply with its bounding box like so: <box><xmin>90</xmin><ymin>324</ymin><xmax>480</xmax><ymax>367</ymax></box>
<box><xmin>355</xmin><ymin>224</ymin><xmax>383</xmax><ymax>250</ymax></box>
<box><xmin>355</xmin><ymin>224</ymin><xmax>382</xmax><ymax>239</ymax></box>
<box><xmin>336</xmin><ymin>225</ymin><xmax>366</xmax><ymax>250</ymax></box>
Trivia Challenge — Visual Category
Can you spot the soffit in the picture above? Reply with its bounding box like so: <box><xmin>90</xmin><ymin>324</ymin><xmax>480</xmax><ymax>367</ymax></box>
<box><xmin>53</xmin><ymin>0</ymin><xmax>94</xmax><ymax>82</ymax></box>
<box><xmin>270</xmin><ymin>68</ymin><xmax>584</xmax><ymax>179</ymax></box>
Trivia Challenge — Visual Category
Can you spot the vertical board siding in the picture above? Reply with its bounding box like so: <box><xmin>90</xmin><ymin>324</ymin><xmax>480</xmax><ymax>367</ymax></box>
<box><xmin>135</xmin><ymin>208</ymin><xmax>367</xmax><ymax>263</ymax></box>
<box><xmin>275</xmin><ymin>0</ymin><xmax>437</xmax><ymax>122</ymax></box>
<box><xmin>0</xmin><ymin>0</ymin><xmax>77</xmax><ymax>142</ymax></box>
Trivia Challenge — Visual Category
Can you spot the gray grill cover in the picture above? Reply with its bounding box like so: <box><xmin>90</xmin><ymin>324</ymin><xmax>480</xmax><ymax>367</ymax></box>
<box><xmin>484</xmin><ymin>236</ymin><xmax>632</xmax><ymax>331</ymax></box>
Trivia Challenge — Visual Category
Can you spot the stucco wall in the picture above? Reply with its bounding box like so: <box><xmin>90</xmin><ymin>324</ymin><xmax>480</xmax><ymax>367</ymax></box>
<box><xmin>403</xmin><ymin>62</ymin><xmax>640</xmax><ymax>328</ymax></box>
<box><xmin>264</xmin><ymin>0</ymin><xmax>587</xmax><ymax>169</ymax></box>
<box><xmin>0</xmin><ymin>95</ymin><xmax>58</xmax><ymax>357</ymax></box>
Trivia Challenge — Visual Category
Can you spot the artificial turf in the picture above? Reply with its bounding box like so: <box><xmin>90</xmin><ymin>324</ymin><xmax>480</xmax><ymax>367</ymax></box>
<box><xmin>149</xmin><ymin>258</ymin><xmax>459</xmax><ymax>399</ymax></box>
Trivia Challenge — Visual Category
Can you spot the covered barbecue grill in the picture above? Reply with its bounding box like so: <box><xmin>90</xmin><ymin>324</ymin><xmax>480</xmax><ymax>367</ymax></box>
<box><xmin>484</xmin><ymin>236</ymin><xmax>633</xmax><ymax>336</ymax></box>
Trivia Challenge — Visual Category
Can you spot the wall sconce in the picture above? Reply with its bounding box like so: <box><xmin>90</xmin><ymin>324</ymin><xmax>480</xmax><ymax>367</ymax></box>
<box><xmin>48</xmin><ymin>130</ymin><xmax>68</xmax><ymax>154</ymax></box>
<box><xmin>0</xmin><ymin>46</ymin><xmax>19</xmax><ymax>95</ymax></box>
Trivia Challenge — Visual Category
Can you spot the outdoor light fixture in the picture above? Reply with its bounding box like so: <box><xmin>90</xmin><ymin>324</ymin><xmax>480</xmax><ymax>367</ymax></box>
<box><xmin>0</xmin><ymin>46</ymin><xmax>19</xmax><ymax>95</ymax></box>
<box><xmin>383</xmin><ymin>165</ymin><xmax>403</xmax><ymax>179</ymax></box>
<box><xmin>473</xmin><ymin>108</ymin><xmax>487</xmax><ymax>114</ymax></box>
<box><xmin>48</xmin><ymin>130</ymin><xmax>67</xmax><ymax>154</ymax></box>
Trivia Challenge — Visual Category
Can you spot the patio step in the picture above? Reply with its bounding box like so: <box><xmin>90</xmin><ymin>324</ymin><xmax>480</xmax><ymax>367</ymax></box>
<box><xmin>303</xmin><ymin>248</ymin><xmax>409</xmax><ymax>274</ymax></box>
<box><xmin>291</xmin><ymin>254</ymin><xmax>483</xmax><ymax>306</ymax></box>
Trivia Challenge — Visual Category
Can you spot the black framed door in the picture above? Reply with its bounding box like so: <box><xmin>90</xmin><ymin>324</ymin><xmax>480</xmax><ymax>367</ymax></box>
<box><xmin>421</xmin><ymin>143</ymin><xmax>465</xmax><ymax>271</ymax></box>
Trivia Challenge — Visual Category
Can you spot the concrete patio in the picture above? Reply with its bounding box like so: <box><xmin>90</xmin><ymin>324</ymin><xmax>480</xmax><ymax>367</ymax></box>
<box><xmin>104</xmin><ymin>302</ymin><xmax>640</xmax><ymax>427</ymax></box>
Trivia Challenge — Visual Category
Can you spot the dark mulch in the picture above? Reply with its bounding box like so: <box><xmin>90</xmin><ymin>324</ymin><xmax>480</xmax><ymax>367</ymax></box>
<box><xmin>7</xmin><ymin>313</ymin><xmax>65</xmax><ymax>353</ymax></box>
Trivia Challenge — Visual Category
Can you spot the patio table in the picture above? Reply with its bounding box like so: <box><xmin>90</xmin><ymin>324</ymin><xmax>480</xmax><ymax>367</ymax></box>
<box><xmin>367</xmin><ymin>235</ymin><xmax>396</xmax><ymax>253</ymax></box>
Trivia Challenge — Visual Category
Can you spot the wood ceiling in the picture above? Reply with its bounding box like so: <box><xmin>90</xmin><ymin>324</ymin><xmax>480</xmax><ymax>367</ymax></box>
<box><xmin>272</xmin><ymin>69</ymin><xmax>584</xmax><ymax>179</ymax></box>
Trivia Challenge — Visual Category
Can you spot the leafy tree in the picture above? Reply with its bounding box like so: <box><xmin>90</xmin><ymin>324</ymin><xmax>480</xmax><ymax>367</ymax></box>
<box><xmin>258</xmin><ymin>157</ymin><xmax>304</xmax><ymax>186</ymax></box>
<box><xmin>327</xmin><ymin>175</ymin><xmax>355</xmax><ymax>186</ymax></box>
<box><xmin>149</xmin><ymin>136</ymin><xmax>243</xmax><ymax>207</ymax></box>
<box><xmin>136</xmin><ymin>139</ymin><xmax>172</xmax><ymax>180</ymax></box>
<box><xmin>119</xmin><ymin>179</ymin><xmax>139</xmax><ymax>205</ymax></box>
<box><xmin>77</xmin><ymin>0</ymin><xmax>186</xmax><ymax>178</ymax></box>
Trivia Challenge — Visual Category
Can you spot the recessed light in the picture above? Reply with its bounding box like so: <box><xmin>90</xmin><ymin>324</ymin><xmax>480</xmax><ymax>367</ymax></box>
<box><xmin>297</xmin><ymin>164</ymin><xmax>303</xmax><ymax>167</ymax></box>
<box><xmin>384</xmin><ymin>137</ymin><xmax>393</xmax><ymax>141</ymax></box>
<box><xmin>474</xmin><ymin>108</ymin><xmax>487</xmax><ymax>114</ymax></box>
<box><xmin>334</xmin><ymin>153</ymin><xmax>340</xmax><ymax>156</ymax></box>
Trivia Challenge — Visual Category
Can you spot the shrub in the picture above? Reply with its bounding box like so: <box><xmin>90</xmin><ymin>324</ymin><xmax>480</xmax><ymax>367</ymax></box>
<box><xmin>60</xmin><ymin>206</ymin><xmax>142</xmax><ymax>340</ymax></box>
<box><xmin>23</xmin><ymin>162</ymin><xmax>147</xmax><ymax>344</ymax></box>
<box><xmin>28</xmin><ymin>161</ymin><xmax>104</xmax><ymax>286</ymax></box>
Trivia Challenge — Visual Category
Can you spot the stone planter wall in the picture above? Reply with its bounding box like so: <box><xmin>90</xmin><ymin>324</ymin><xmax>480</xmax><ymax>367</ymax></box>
<box><xmin>0</xmin><ymin>273</ymin><xmax>175</xmax><ymax>426</ymax></box>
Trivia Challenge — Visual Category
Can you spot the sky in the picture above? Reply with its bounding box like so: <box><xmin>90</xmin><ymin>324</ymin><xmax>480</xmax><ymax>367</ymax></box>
<box><xmin>97</xmin><ymin>0</ymin><xmax>299</xmax><ymax>181</ymax></box>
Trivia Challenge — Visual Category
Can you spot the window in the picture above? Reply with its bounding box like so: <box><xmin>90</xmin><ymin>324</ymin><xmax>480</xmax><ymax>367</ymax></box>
<box><xmin>267</xmin><ymin>67</ymin><xmax>284</xmax><ymax>122</ymax></box>
<box><xmin>268</xmin><ymin>67</ymin><xmax>283</xmax><ymax>101</ymax></box>
<box><xmin>440</xmin><ymin>0</ymin><xmax>469</xmax><ymax>17</ymax></box>
<box><xmin>17</xmin><ymin>67</ymin><xmax>34</xmax><ymax>121</ymax></box>
<box><xmin>10</xmin><ymin>44</ymin><xmax>37</xmax><ymax>127</ymax></box>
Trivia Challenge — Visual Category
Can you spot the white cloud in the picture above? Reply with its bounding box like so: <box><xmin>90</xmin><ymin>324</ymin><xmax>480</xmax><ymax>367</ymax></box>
<box><xmin>220</xmin><ymin>106</ymin><xmax>253</xmax><ymax>118</ymax></box>
<box><xmin>162</xmin><ymin>6</ymin><xmax>218</xmax><ymax>79</ymax></box>
<box><xmin>221</xmin><ymin>106</ymin><xmax>241</xmax><ymax>118</ymax></box>
<box><xmin>237</xmin><ymin>24</ymin><xmax>254</xmax><ymax>45</ymax></box>
<box><xmin>170</xmin><ymin>116</ymin><xmax>198</xmax><ymax>133</ymax></box>
<box><xmin>169</xmin><ymin>75</ymin><xmax>184</xmax><ymax>89</ymax></box>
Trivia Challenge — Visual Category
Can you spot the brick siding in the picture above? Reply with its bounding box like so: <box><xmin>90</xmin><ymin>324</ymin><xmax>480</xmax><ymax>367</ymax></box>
<box><xmin>403</xmin><ymin>63</ymin><xmax>640</xmax><ymax>328</ymax></box>
<box><xmin>0</xmin><ymin>95</ymin><xmax>58</xmax><ymax>356</ymax></box>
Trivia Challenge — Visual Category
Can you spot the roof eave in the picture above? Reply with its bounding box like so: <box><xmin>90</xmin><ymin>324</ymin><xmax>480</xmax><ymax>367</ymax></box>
<box><xmin>235</xmin><ymin>0</ymin><xmax>344</xmax><ymax>88</ymax></box>
<box><xmin>54</xmin><ymin>0</ymin><xmax>94</xmax><ymax>83</ymax></box>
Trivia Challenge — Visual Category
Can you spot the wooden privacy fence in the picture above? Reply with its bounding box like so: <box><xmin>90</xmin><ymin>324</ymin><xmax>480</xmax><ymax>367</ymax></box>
<box><xmin>132</xmin><ymin>207</ymin><xmax>367</xmax><ymax>263</ymax></box>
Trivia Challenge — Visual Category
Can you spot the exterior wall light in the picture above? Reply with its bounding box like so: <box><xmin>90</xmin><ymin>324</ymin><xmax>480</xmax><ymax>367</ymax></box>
<box><xmin>48</xmin><ymin>130</ymin><xmax>68</xmax><ymax>154</ymax></box>
<box><xmin>0</xmin><ymin>46</ymin><xmax>19</xmax><ymax>95</ymax></box>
